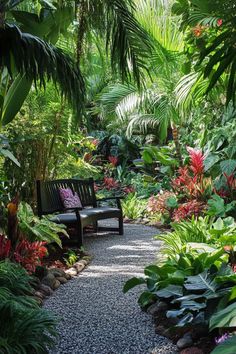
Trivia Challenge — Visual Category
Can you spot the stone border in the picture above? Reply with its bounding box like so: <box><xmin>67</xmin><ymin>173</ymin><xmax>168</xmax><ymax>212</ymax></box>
<box><xmin>33</xmin><ymin>257</ymin><xmax>92</xmax><ymax>305</ymax></box>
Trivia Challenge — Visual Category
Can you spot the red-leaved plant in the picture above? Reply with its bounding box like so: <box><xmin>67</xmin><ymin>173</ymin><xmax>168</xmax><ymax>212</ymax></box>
<box><xmin>14</xmin><ymin>239</ymin><xmax>48</xmax><ymax>273</ymax></box>
<box><xmin>172</xmin><ymin>147</ymin><xmax>211</xmax><ymax>201</ymax></box>
<box><xmin>103</xmin><ymin>177</ymin><xmax>119</xmax><ymax>190</ymax></box>
<box><xmin>173</xmin><ymin>200</ymin><xmax>206</xmax><ymax>222</ymax></box>
<box><xmin>108</xmin><ymin>156</ymin><xmax>118</xmax><ymax>167</ymax></box>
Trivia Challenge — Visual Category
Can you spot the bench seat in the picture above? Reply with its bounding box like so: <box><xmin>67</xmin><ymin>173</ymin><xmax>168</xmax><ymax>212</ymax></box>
<box><xmin>36</xmin><ymin>178</ymin><xmax>124</xmax><ymax>246</ymax></box>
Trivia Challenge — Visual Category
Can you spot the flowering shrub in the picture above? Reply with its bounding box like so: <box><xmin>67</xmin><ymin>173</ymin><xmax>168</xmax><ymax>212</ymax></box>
<box><xmin>172</xmin><ymin>200</ymin><xmax>206</xmax><ymax>222</ymax></box>
<box><xmin>14</xmin><ymin>239</ymin><xmax>47</xmax><ymax>273</ymax></box>
<box><xmin>0</xmin><ymin>235</ymin><xmax>11</xmax><ymax>260</ymax></box>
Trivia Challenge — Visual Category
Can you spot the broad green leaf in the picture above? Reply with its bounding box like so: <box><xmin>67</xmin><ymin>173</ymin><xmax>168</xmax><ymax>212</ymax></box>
<box><xmin>180</xmin><ymin>300</ymin><xmax>206</xmax><ymax>311</ymax></box>
<box><xmin>155</xmin><ymin>285</ymin><xmax>183</xmax><ymax>298</ymax></box>
<box><xmin>220</xmin><ymin>160</ymin><xmax>236</xmax><ymax>175</ymax></box>
<box><xmin>210</xmin><ymin>303</ymin><xmax>236</xmax><ymax>330</ymax></box>
<box><xmin>184</xmin><ymin>271</ymin><xmax>216</xmax><ymax>293</ymax></box>
<box><xmin>207</xmin><ymin>195</ymin><xmax>226</xmax><ymax>217</ymax></box>
<box><xmin>204</xmin><ymin>154</ymin><xmax>220</xmax><ymax>172</ymax></box>
<box><xmin>1</xmin><ymin>74</ymin><xmax>32</xmax><ymax>126</ymax></box>
<box><xmin>123</xmin><ymin>277</ymin><xmax>145</xmax><ymax>293</ymax></box>
<box><xmin>138</xmin><ymin>291</ymin><xmax>156</xmax><ymax>308</ymax></box>
<box><xmin>211</xmin><ymin>335</ymin><xmax>236</xmax><ymax>354</ymax></box>
<box><xmin>0</xmin><ymin>148</ymin><xmax>20</xmax><ymax>166</ymax></box>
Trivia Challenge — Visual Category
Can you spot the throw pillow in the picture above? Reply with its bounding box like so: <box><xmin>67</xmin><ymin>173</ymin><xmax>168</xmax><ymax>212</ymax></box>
<box><xmin>59</xmin><ymin>187</ymin><xmax>82</xmax><ymax>209</ymax></box>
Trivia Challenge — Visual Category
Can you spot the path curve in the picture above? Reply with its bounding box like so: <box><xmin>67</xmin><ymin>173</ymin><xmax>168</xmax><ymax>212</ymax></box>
<box><xmin>44</xmin><ymin>222</ymin><xmax>177</xmax><ymax>354</ymax></box>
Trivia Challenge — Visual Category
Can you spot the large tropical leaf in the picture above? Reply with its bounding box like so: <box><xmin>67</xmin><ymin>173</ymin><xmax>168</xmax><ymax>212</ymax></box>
<box><xmin>1</xmin><ymin>73</ymin><xmax>32</xmax><ymax>126</ymax></box>
<box><xmin>0</xmin><ymin>24</ymin><xmax>85</xmax><ymax>117</ymax></box>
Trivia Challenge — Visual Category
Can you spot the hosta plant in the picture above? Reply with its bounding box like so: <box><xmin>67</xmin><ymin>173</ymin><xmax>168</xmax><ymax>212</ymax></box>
<box><xmin>123</xmin><ymin>248</ymin><xmax>227</xmax><ymax>309</ymax></box>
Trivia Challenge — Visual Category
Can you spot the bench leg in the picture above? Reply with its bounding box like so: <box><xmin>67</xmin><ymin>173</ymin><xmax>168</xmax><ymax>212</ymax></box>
<box><xmin>93</xmin><ymin>221</ymin><xmax>98</xmax><ymax>233</ymax></box>
<box><xmin>77</xmin><ymin>226</ymin><xmax>83</xmax><ymax>248</ymax></box>
<box><xmin>119</xmin><ymin>216</ymin><xmax>124</xmax><ymax>235</ymax></box>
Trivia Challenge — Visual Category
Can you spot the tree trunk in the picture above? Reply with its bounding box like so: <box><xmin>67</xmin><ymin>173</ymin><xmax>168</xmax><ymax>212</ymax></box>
<box><xmin>76</xmin><ymin>0</ymin><xmax>87</xmax><ymax>64</ymax></box>
<box><xmin>171</xmin><ymin>124</ymin><xmax>183</xmax><ymax>166</ymax></box>
<box><xmin>0</xmin><ymin>11</ymin><xmax>5</xmax><ymax>28</ymax></box>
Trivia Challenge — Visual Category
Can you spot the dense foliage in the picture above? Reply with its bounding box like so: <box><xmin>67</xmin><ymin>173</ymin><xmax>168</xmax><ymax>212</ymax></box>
<box><xmin>0</xmin><ymin>0</ymin><xmax>235</xmax><ymax>353</ymax></box>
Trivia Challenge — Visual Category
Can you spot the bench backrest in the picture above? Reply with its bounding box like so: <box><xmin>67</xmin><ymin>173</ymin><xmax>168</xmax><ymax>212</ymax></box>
<box><xmin>36</xmin><ymin>178</ymin><xmax>97</xmax><ymax>216</ymax></box>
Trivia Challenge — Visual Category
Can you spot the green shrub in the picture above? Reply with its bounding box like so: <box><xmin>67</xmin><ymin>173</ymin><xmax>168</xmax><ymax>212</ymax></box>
<box><xmin>121</xmin><ymin>194</ymin><xmax>147</xmax><ymax>220</ymax></box>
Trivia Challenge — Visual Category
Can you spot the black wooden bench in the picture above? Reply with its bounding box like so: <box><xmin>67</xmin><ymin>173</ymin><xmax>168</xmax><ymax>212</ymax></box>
<box><xmin>36</xmin><ymin>178</ymin><xmax>123</xmax><ymax>247</ymax></box>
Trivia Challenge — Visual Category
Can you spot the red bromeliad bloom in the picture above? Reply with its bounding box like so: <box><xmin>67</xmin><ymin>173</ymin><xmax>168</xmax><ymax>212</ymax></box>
<box><xmin>123</xmin><ymin>186</ymin><xmax>135</xmax><ymax>194</ymax></box>
<box><xmin>14</xmin><ymin>239</ymin><xmax>47</xmax><ymax>273</ymax></box>
<box><xmin>172</xmin><ymin>200</ymin><xmax>206</xmax><ymax>222</ymax></box>
<box><xmin>187</xmin><ymin>147</ymin><xmax>204</xmax><ymax>176</ymax></box>
<box><xmin>103</xmin><ymin>177</ymin><xmax>119</xmax><ymax>190</ymax></box>
<box><xmin>217</xmin><ymin>19</ymin><xmax>223</xmax><ymax>26</ymax></box>
<box><xmin>0</xmin><ymin>235</ymin><xmax>11</xmax><ymax>260</ymax></box>
<box><xmin>108</xmin><ymin>156</ymin><xmax>118</xmax><ymax>167</ymax></box>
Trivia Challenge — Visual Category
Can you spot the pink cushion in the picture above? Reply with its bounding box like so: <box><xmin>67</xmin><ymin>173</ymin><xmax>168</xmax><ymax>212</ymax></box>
<box><xmin>59</xmin><ymin>188</ymin><xmax>82</xmax><ymax>209</ymax></box>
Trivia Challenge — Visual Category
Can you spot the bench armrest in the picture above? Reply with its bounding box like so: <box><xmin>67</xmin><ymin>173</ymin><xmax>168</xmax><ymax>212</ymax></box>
<box><xmin>63</xmin><ymin>206</ymin><xmax>83</xmax><ymax>212</ymax></box>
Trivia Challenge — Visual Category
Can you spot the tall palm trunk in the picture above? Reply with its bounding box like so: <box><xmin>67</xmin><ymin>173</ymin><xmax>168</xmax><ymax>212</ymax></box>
<box><xmin>76</xmin><ymin>0</ymin><xmax>87</xmax><ymax>64</ymax></box>
<box><xmin>171</xmin><ymin>123</ymin><xmax>183</xmax><ymax>166</ymax></box>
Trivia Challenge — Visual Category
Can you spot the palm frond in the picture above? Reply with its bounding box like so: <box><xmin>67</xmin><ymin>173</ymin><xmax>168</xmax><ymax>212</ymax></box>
<box><xmin>126</xmin><ymin>113</ymin><xmax>159</xmax><ymax>137</ymax></box>
<box><xmin>99</xmin><ymin>83</ymin><xmax>137</xmax><ymax>113</ymax></box>
<box><xmin>106</xmin><ymin>0</ymin><xmax>153</xmax><ymax>87</ymax></box>
<box><xmin>0</xmin><ymin>24</ymin><xmax>85</xmax><ymax>116</ymax></box>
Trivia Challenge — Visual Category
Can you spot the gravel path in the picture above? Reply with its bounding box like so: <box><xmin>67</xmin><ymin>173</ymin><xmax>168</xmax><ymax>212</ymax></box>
<box><xmin>44</xmin><ymin>221</ymin><xmax>177</xmax><ymax>354</ymax></box>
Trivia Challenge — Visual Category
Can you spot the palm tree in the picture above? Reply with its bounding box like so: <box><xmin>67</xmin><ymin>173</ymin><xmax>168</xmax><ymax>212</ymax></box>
<box><xmin>0</xmin><ymin>0</ymin><xmax>85</xmax><ymax>125</ymax></box>
<box><xmin>75</xmin><ymin>0</ymin><xmax>153</xmax><ymax>87</ymax></box>
<box><xmin>172</xmin><ymin>0</ymin><xmax>236</xmax><ymax>104</ymax></box>
<box><xmin>0</xmin><ymin>0</ymin><xmax>153</xmax><ymax>126</ymax></box>
<box><xmin>94</xmin><ymin>0</ymin><xmax>185</xmax><ymax>164</ymax></box>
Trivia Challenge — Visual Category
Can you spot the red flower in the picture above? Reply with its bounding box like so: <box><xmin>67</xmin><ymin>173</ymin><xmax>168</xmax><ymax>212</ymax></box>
<box><xmin>187</xmin><ymin>147</ymin><xmax>204</xmax><ymax>176</ymax></box>
<box><xmin>108</xmin><ymin>156</ymin><xmax>118</xmax><ymax>167</ymax></box>
<box><xmin>0</xmin><ymin>235</ymin><xmax>11</xmax><ymax>260</ymax></box>
<box><xmin>192</xmin><ymin>25</ymin><xmax>205</xmax><ymax>37</ymax></box>
<box><xmin>217</xmin><ymin>19</ymin><xmax>223</xmax><ymax>27</ymax></box>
